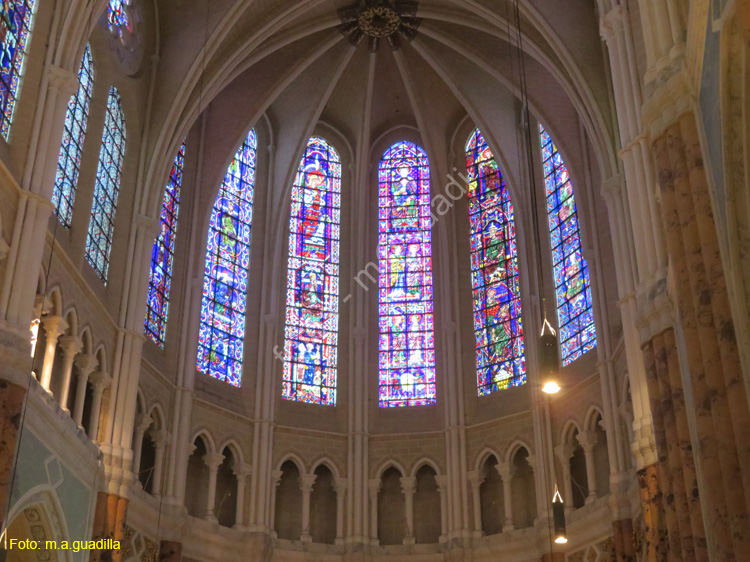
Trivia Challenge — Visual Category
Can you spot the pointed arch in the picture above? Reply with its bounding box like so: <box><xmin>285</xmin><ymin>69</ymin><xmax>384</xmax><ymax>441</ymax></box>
<box><xmin>539</xmin><ymin>124</ymin><xmax>596</xmax><ymax>365</ymax></box>
<box><xmin>145</xmin><ymin>141</ymin><xmax>186</xmax><ymax>347</ymax></box>
<box><xmin>196</xmin><ymin>128</ymin><xmax>257</xmax><ymax>386</ymax></box>
<box><xmin>378</xmin><ymin>140</ymin><xmax>436</xmax><ymax>407</ymax></box>
<box><xmin>52</xmin><ymin>44</ymin><xmax>94</xmax><ymax>227</ymax></box>
<box><xmin>0</xmin><ymin>0</ymin><xmax>37</xmax><ymax>138</ymax></box>
<box><xmin>465</xmin><ymin>128</ymin><xmax>526</xmax><ymax>395</ymax></box>
<box><xmin>282</xmin><ymin>136</ymin><xmax>341</xmax><ymax>405</ymax></box>
<box><xmin>86</xmin><ymin>87</ymin><xmax>126</xmax><ymax>282</ymax></box>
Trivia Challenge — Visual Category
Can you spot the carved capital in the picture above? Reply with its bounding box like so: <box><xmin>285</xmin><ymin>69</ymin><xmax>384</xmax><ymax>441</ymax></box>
<box><xmin>150</xmin><ymin>429</ymin><xmax>167</xmax><ymax>446</ymax></box>
<box><xmin>300</xmin><ymin>473</ymin><xmax>317</xmax><ymax>493</ymax></box>
<box><xmin>466</xmin><ymin>469</ymin><xmax>484</xmax><ymax>488</ymax></box>
<box><xmin>555</xmin><ymin>443</ymin><xmax>577</xmax><ymax>463</ymax></box>
<box><xmin>134</xmin><ymin>413</ymin><xmax>153</xmax><ymax>434</ymax></box>
<box><xmin>58</xmin><ymin>335</ymin><xmax>83</xmax><ymax>358</ymax></box>
<box><xmin>89</xmin><ymin>370</ymin><xmax>112</xmax><ymax>391</ymax></box>
<box><xmin>233</xmin><ymin>463</ymin><xmax>252</xmax><ymax>479</ymax></box>
<box><xmin>204</xmin><ymin>452</ymin><xmax>225</xmax><ymax>470</ymax></box>
<box><xmin>42</xmin><ymin>315</ymin><xmax>68</xmax><ymax>340</ymax></box>
<box><xmin>368</xmin><ymin>478</ymin><xmax>381</xmax><ymax>498</ymax></box>
<box><xmin>495</xmin><ymin>462</ymin><xmax>512</xmax><ymax>481</ymax></box>
<box><xmin>45</xmin><ymin>64</ymin><xmax>79</xmax><ymax>98</ymax></box>
<box><xmin>576</xmin><ymin>430</ymin><xmax>599</xmax><ymax>451</ymax></box>
<box><xmin>434</xmin><ymin>474</ymin><xmax>448</xmax><ymax>493</ymax></box>
<box><xmin>399</xmin><ymin>476</ymin><xmax>416</xmax><ymax>495</ymax></box>
<box><xmin>599</xmin><ymin>4</ymin><xmax>625</xmax><ymax>42</ymax></box>
<box><xmin>271</xmin><ymin>469</ymin><xmax>283</xmax><ymax>486</ymax></box>
<box><xmin>74</xmin><ymin>353</ymin><xmax>98</xmax><ymax>377</ymax></box>
<box><xmin>333</xmin><ymin>478</ymin><xmax>348</xmax><ymax>495</ymax></box>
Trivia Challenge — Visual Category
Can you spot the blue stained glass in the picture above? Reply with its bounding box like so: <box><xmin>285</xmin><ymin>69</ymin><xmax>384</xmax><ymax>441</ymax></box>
<box><xmin>539</xmin><ymin>124</ymin><xmax>597</xmax><ymax>365</ymax></box>
<box><xmin>145</xmin><ymin>141</ymin><xmax>186</xmax><ymax>348</ymax></box>
<box><xmin>378</xmin><ymin>141</ymin><xmax>436</xmax><ymax>407</ymax></box>
<box><xmin>465</xmin><ymin>129</ymin><xmax>526</xmax><ymax>395</ymax></box>
<box><xmin>85</xmin><ymin>87</ymin><xmax>126</xmax><ymax>282</ymax></box>
<box><xmin>282</xmin><ymin>137</ymin><xmax>341</xmax><ymax>406</ymax></box>
<box><xmin>0</xmin><ymin>0</ymin><xmax>35</xmax><ymax>138</ymax></box>
<box><xmin>196</xmin><ymin>129</ymin><xmax>257</xmax><ymax>386</ymax></box>
<box><xmin>106</xmin><ymin>0</ymin><xmax>134</xmax><ymax>38</ymax></box>
<box><xmin>52</xmin><ymin>44</ymin><xmax>94</xmax><ymax>228</ymax></box>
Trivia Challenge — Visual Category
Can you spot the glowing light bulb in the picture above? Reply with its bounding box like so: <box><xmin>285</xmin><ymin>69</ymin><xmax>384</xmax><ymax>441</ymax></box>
<box><xmin>542</xmin><ymin>381</ymin><xmax>561</xmax><ymax>394</ymax></box>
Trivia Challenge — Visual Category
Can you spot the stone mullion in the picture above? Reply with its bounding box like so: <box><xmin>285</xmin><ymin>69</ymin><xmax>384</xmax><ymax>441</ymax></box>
<box><xmin>682</xmin><ymin>116</ymin><xmax>750</xmax><ymax>513</ymax></box>
<box><xmin>640</xmin><ymin>338</ymin><xmax>672</xmax><ymax>561</ymax></box>
<box><xmin>653</xmin><ymin>332</ymin><xmax>692</xmax><ymax>561</ymax></box>
<box><xmin>653</xmin><ymin>128</ymin><xmax>734</xmax><ymax>561</ymax></box>
<box><xmin>665</xmin><ymin>119</ymin><xmax>750</xmax><ymax>556</ymax></box>
<box><xmin>663</xmin><ymin>328</ymin><xmax>707</xmax><ymax>562</ymax></box>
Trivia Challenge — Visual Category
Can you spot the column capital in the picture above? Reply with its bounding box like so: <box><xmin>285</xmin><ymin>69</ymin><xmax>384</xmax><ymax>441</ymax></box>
<box><xmin>495</xmin><ymin>461</ymin><xmax>512</xmax><ymax>481</ymax></box>
<box><xmin>89</xmin><ymin>370</ymin><xmax>112</xmax><ymax>391</ymax></box>
<box><xmin>333</xmin><ymin>478</ymin><xmax>348</xmax><ymax>494</ymax></box>
<box><xmin>74</xmin><ymin>353</ymin><xmax>98</xmax><ymax>376</ymax></box>
<box><xmin>41</xmin><ymin>315</ymin><xmax>68</xmax><ymax>339</ymax></box>
<box><xmin>204</xmin><ymin>452</ymin><xmax>225</xmax><ymax>470</ymax></box>
<box><xmin>599</xmin><ymin>3</ymin><xmax>625</xmax><ymax>42</ymax></box>
<box><xmin>58</xmin><ymin>334</ymin><xmax>83</xmax><ymax>358</ymax></box>
<box><xmin>525</xmin><ymin>455</ymin><xmax>536</xmax><ymax>471</ymax></box>
<box><xmin>399</xmin><ymin>476</ymin><xmax>416</xmax><ymax>495</ymax></box>
<box><xmin>300</xmin><ymin>473</ymin><xmax>317</xmax><ymax>493</ymax></box>
<box><xmin>232</xmin><ymin>463</ymin><xmax>252</xmax><ymax>479</ymax></box>
<box><xmin>435</xmin><ymin>474</ymin><xmax>448</xmax><ymax>494</ymax></box>
<box><xmin>576</xmin><ymin>430</ymin><xmax>599</xmax><ymax>451</ymax></box>
<box><xmin>368</xmin><ymin>478</ymin><xmax>381</xmax><ymax>498</ymax></box>
<box><xmin>271</xmin><ymin>469</ymin><xmax>283</xmax><ymax>486</ymax></box>
<box><xmin>150</xmin><ymin>429</ymin><xmax>168</xmax><ymax>446</ymax></box>
<box><xmin>45</xmin><ymin>64</ymin><xmax>79</xmax><ymax>98</ymax></box>
<box><xmin>134</xmin><ymin>413</ymin><xmax>153</xmax><ymax>434</ymax></box>
<box><xmin>466</xmin><ymin>469</ymin><xmax>484</xmax><ymax>488</ymax></box>
<box><xmin>554</xmin><ymin>443</ymin><xmax>577</xmax><ymax>463</ymax></box>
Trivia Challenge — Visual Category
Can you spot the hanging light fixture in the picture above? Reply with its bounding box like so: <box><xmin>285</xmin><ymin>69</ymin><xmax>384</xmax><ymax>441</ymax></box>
<box><xmin>539</xmin><ymin>300</ymin><xmax>560</xmax><ymax>394</ymax></box>
<box><xmin>552</xmin><ymin>486</ymin><xmax>567</xmax><ymax>544</ymax></box>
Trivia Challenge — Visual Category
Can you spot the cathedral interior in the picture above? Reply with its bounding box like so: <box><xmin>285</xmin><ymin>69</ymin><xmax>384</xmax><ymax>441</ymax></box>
<box><xmin>0</xmin><ymin>0</ymin><xmax>749</xmax><ymax>561</ymax></box>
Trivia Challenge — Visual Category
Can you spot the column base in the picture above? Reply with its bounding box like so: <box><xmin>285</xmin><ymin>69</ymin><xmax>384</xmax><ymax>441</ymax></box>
<box><xmin>503</xmin><ymin>524</ymin><xmax>515</xmax><ymax>532</ymax></box>
<box><xmin>300</xmin><ymin>533</ymin><xmax>312</xmax><ymax>543</ymax></box>
<box><xmin>403</xmin><ymin>535</ymin><xmax>415</xmax><ymax>545</ymax></box>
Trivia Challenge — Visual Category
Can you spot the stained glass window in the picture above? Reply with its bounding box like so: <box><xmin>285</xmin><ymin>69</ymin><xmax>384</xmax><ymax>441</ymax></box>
<box><xmin>378</xmin><ymin>141</ymin><xmax>436</xmax><ymax>407</ymax></box>
<box><xmin>0</xmin><ymin>0</ymin><xmax>36</xmax><ymax>138</ymax></box>
<box><xmin>282</xmin><ymin>137</ymin><xmax>341</xmax><ymax>405</ymax></box>
<box><xmin>144</xmin><ymin>141</ymin><xmax>186</xmax><ymax>347</ymax></box>
<box><xmin>85</xmin><ymin>87</ymin><xmax>126</xmax><ymax>282</ymax></box>
<box><xmin>52</xmin><ymin>45</ymin><xmax>94</xmax><ymax>228</ymax></box>
<box><xmin>466</xmin><ymin>129</ymin><xmax>525</xmax><ymax>395</ymax></box>
<box><xmin>196</xmin><ymin>129</ymin><xmax>257</xmax><ymax>386</ymax></box>
<box><xmin>106</xmin><ymin>0</ymin><xmax>134</xmax><ymax>39</ymax></box>
<box><xmin>539</xmin><ymin>124</ymin><xmax>596</xmax><ymax>365</ymax></box>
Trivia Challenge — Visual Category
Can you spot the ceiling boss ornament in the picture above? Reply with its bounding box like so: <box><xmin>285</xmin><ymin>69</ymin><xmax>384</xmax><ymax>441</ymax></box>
<box><xmin>338</xmin><ymin>0</ymin><xmax>422</xmax><ymax>52</ymax></box>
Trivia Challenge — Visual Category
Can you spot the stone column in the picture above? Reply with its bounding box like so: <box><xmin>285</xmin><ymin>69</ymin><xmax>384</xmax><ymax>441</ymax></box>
<box><xmin>269</xmin><ymin>469</ymin><xmax>283</xmax><ymax>535</ymax></box>
<box><xmin>204</xmin><ymin>452</ymin><xmax>224</xmax><ymax>523</ymax></box>
<box><xmin>435</xmin><ymin>475</ymin><xmax>448</xmax><ymax>543</ymax></box>
<box><xmin>334</xmin><ymin>478</ymin><xmax>347</xmax><ymax>545</ymax></box>
<box><xmin>554</xmin><ymin>444</ymin><xmax>575</xmax><ymax>510</ymax></box>
<box><xmin>400</xmin><ymin>476</ymin><xmax>416</xmax><ymax>545</ymax></box>
<box><xmin>150</xmin><ymin>429</ymin><xmax>167</xmax><ymax>496</ymax></box>
<box><xmin>87</xmin><ymin>371</ymin><xmax>111</xmax><ymax>441</ymax></box>
<box><xmin>300</xmin><ymin>473</ymin><xmax>316</xmax><ymax>543</ymax></box>
<box><xmin>39</xmin><ymin>315</ymin><xmax>67</xmax><ymax>391</ymax></box>
<box><xmin>576</xmin><ymin>431</ymin><xmax>599</xmax><ymax>503</ymax></box>
<box><xmin>496</xmin><ymin>462</ymin><xmax>514</xmax><ymax>531</ymax></box>
<box><xmin>72</xmin><ymin>354</ymin><xmax>98</xmax><ymax>425</ymax></box>
<box><xmin>467</xmin><ymin>470</ymin><xmax>484</xmax><ymax>537</ymax></box>
<box><xmin>56</xmin><ymin>335</ymin><xmax>82</xmax><ymax>410</ymax></box>
<box><xmin>130</xmin><ymin>413</ymin><xmax>153</xmax><ymax>484</ymax></box>
<box><xmin>233</xmin><ymin>464</ymin><xmax>251</xmax><ymax>530</ymax></box>
<box><xmin>368</xmin><ymin>478</ymin><xmax>380</xmax><ymax>545</ymax></box>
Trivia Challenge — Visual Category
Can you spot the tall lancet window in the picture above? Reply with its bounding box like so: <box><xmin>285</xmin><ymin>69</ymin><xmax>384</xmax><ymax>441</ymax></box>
<box><xmin>0</xmin><ymin>0</ymin><xmax>36</xmax><ymax>138</ymax></box>
<box><xmin>282</xmin><ymin>137</ymin><xmax>341</xmax><ymax>405</ymax></box>
<box><xmin>52</xmin><ymin>44</ymin><xmax>94</xmax><ymax>227</ymax></box>
<box><xmin>145</xmin><ymin>141</ymin><xmax>186</xmax><ymax>347</ymax></box>
<box><xmin>466</xmin><ymin>129</ymin><xmax>525</xmax><ymax>395</ymax></box>
<box><xmin>86</xmin><ymin>87</ymin><xmax>126</xmax><ymax>282</ymax></box>
<box><xmin>197</xmin><ymin>129</ymin><xmax>257</xmax><ymax>386</ymax></box>
<box><xmin>378</xmin><ymin>141</ymin><xmax>436</xmax><ymax>408</ymax></box>
<box><xmin>539</xmin><ymin>124</ymin><xmax>596</xmax><ymax>364</ymax></box>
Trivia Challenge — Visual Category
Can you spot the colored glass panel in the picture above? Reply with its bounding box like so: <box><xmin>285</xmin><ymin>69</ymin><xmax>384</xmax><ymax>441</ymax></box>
<box><xmin>196</xmin><ymin>129</ymin><xmax>257</xmax><ymax>386</ymax></box>
<box><xmin>282</xmin><ymin>137</ymin><xmax>341</xmax><ymax>405</ymax></box>
<box><xmin>0</xmin><ymin>0</ymin><xmax>35</xmax><ymax>138</ymax></box>
<box><xmin>52</xmin><ymin>44</ymin><xmax>94</xmax><ymax>228</ymax></box>
<box><xmin>145</xmin><ymin>141</ymin><xmax>186</xmax><ymax>347</ymax></box>
<box><xmin>466</xmin><ymin>129</ymin><xmax>525</xmax><ymax>395</ymax></box>
<box><xmin>378</xmin><ymin>141</ymin><xmax>436</xmax><ymax>407</ymax></box>
<box><xmin>539</xmin><ymin>124</ymin><xmax>596</xmax><ymax>365</ymax></box>
<box><xmin>85</xmin><ymin>87</ymin><xmax>126</xmax><ymax>282</ymax></box>
<box><xmin>106</xmin><ymin>0</ymin><xmax>134</xmax><ymax>38</ymax></box>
